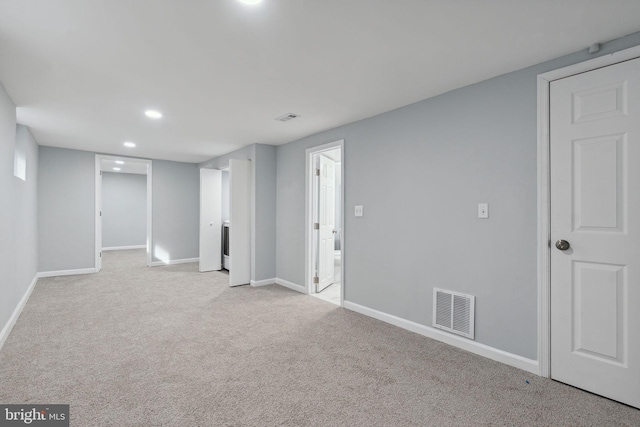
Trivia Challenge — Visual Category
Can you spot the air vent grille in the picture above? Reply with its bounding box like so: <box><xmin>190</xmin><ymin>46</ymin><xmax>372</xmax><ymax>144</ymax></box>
<box><xmin>435</xmin><ymin>291</ymin><xmax>452</xmax><ymax>329</ymax></box>
<box><xmin>274</xmin><ymin>113</ymin><xmax>301</xmax><ymax>122</ymax></box>
<box><xmin>433</xmin><ymin>288</ymin><xmax>475</xmax><ymax>339</ymax></box>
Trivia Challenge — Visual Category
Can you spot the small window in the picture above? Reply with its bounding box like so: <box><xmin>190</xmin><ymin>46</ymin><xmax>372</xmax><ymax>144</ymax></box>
<box><xmin>14</xmin><ymin>124</ymin><xmax>26</xmax><ymax>181</ymax></box>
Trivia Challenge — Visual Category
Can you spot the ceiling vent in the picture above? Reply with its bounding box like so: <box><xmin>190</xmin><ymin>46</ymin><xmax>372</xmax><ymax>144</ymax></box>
<box><xmin>433</xmin><ymin>288</ymin><xmax>475</xmax><ymax>339</ymax></box>
<box><xmin>274</xmin><ymin>113</ymin><xmax>301</xmax><ymax>122</ymax></box>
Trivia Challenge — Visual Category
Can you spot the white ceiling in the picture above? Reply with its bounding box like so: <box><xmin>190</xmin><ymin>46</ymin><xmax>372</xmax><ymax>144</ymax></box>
<box><xmin>100</xmin><ymin>157</ymin><xmax>148</xmax><ymax>175</ymax></box>
<box><xmin>2</xmin><ymin>1</ymin><xmax>640</xmax><ymax>164</ymax></box>
<box><xmin>321</xmin><ymin>148</ymin><xmax>341</xmax><ymax>163</ymax></box>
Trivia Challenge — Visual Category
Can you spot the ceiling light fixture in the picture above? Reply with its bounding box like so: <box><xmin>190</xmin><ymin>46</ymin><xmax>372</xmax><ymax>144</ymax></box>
<box><xmin>113</xmin><ymin>167</ymin><xmax>121</xmax><ymax>171</ymax></box>
<box><xmin>238</xmin><ymin>0</ymin><xmax>263</xmax><ymax>5</ymax></box>
<box><xmin>145</xmin><ymin>110</ymin><xmax>162</xmax><ymax>119</ymax></box>
<box><xmin>123</xmin><ymin>141</ymin><xmax>136</xmax><ymax>148</ymax></box>
<box><xmin>115</xmin><ymin>160</ymin><xmax>124</xmax><ymax>164</ymax></box>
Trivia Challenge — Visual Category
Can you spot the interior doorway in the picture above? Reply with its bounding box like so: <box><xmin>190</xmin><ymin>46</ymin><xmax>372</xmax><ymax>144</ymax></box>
<box><xmin>95</xmin><ymin>155</ymin><xmax>152</xmax><ymax>271</ymax></box>
<box><xmin>198</xmin><ymin>159</ymin><xmax>251</xmax><ymax>286</ymax></box>
<box><xmin>306</xmin><ymin>141</ymin><xmax>344</xmax><ymax>306</ymax></box>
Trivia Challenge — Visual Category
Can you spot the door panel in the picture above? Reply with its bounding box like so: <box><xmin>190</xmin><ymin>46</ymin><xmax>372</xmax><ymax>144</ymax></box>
<box><xmin>550</xmin><ymin>57</ymin><xmax>640</xmax><ymax>408</ymax></box>
<box><xmin>229</xmin><ymin>159</ymin><xmax>251</xmax><ymax>286</ymax></box>
<box><xmin>572</xmin><ymin>261</ymin><xmax>625</xmax><ymax>362</ymax></box>
<box><xmin>317</xmin><ymin>155</ymin><xmax>335</xmax><ymax>292</ymax></box>
<box><xmin>199</xmin><ymin>169</ymin><xmax>222</xmax><ymax>272</ymax></box>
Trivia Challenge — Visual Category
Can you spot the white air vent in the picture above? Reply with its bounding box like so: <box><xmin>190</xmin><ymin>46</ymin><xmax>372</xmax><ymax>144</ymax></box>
<box><xmin>433</xmin><ymin>288</ymin><xmax>475</xmax><ymax>339</ymax></box>
<box><xmin>274</xmin><ymin>113</ymin><xmax>301</xmax><ymax>122</ymax></box>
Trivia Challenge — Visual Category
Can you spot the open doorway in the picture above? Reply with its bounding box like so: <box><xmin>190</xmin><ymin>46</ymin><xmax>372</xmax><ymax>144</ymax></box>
<box><xmin>95</xmin><ymin>155</ymin><xmax>152</xmax><ymax>271</ymax></box>
<box><xmin>198</xmin><ymin>159</ymin><xmax>251</xmax><ymax>286</ymax></box>
<box><xmin>306</xmin><ymin>141</ymin><xmax>344</xmax><ymax>306</ymax></box>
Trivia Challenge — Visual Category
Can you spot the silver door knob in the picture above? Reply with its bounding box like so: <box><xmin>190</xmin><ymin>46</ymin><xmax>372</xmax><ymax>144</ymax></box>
<box><xmin>555</xmin><ymin>240</ymin><xmax>570</xmax><ymax>251</ymax></box>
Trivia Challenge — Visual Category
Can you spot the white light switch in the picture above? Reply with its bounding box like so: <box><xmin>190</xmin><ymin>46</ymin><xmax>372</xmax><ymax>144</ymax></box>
<box><xmin>355</xmin><ymin>205</ymin><xmax>364</xmax><ymax>217</ymax></box>
<box><xmin>478</xmin><ymin>203</ymin><xmax>489</xmax><ymax>219</ymax></box>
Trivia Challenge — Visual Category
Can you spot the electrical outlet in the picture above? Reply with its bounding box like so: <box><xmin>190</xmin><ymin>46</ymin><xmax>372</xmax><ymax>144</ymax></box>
<box><xmin>355</xmin><ymin>205</ymin><xmax>364</xmax><ymax>217</ymax></box>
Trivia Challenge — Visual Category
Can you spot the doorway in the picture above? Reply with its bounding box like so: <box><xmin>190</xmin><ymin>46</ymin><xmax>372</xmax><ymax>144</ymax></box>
<box><xmin>539</xmin><ymin>47</ymin><xmax>640</xmax><ymax>408</ymax></box>
<box><xmin>95</xmin><ymin>155</ymin><xmax>152</xmax><ymax>271</ymax></box>
<box><xmin>198</xmin><ymin>159</ymin><xmax>251</xmax><ymax>286</ymax></box>
<box><xmin>306</xmin><ymin>141</ymin><xmax>344</xmax><ymax>306</ymax></box>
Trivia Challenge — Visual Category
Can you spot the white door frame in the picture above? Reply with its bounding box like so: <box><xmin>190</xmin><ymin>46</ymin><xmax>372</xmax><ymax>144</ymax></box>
<box><xmin>537</xmin><ymin>45</ymin><xmax>640</xmax><ymax>378</ymax></box>
<box><xmin>95</xmin><ymin>154</ymin><xmax>153</xmax><ymax>270</ymax></box>
<box><xmin>305</xmin><ymin>140</ymin><xmax>345</xmax><ymax>306</ymax></box>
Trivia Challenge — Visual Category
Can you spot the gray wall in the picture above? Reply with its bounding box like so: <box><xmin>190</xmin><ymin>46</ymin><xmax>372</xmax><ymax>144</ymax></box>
<box><xmin>152</xmin><ymin>160</ymin><xmax>199</xmax><ymax>263</ymax></box>
<box><xmin>276</xmin><ymin>32</ymin><xmax>640</xmax><ymax>360</ymax></box>
<box><xmin>221</xmin><ymin>170</ymin><xmax>229</xmax><ymax>221</ymax></box>
<box><xmin>200</xmin><ymin>143</ymin><xmax>277</xmax><ymax>281</ymax></box>
<box><xmin>102</xmin><ymin>172</ymin><xmax>147</xmax><ymax>248</ymax></box>
<box><xmin>254</xmin><ymin>144</ymin><xmax>277</xmax><ymax>280</ymax></box>
<box><xmin>0</xmin><ymin>83</ymin><xmax>39</xmax><ymax>335</ymax></box>
<box><xmin>38</xmin><ymin>147</ymin><xmax>200</xmax><ymax>270</ymax></box>
<box><xmin>38</xmin><ymin>146</ymin><xmax>94</xmax><ymax>272</ymax></box>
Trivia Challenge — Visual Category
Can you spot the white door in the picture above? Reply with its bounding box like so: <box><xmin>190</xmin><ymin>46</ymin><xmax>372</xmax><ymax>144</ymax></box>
<box><xmin>199</xmin><ymin>168</ymin><xmax>222</xmax><ymax>272</ymax></box>
<box><xmin>317</xmin><ymin>155</ymin><xmax>336</xmax><ymax>292</ymax></box>
<box><xmin>550</xmin><ymin>57</ymin><xmax>640</xmax><ymax>408</ymax></box>
<box><xmin>229</xmin><ymin>159</ymin><xmax>251</xmax><ymax>286</ymax></box>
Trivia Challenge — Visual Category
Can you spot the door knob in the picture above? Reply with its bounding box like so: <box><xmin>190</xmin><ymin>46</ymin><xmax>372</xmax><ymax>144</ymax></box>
<box><xmin>555</xmin><ymin>240</ymin><xmax>570</xmax><ymax>251</ymax></box>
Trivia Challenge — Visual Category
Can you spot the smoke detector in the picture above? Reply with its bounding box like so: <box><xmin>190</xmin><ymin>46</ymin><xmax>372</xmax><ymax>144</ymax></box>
<box><xmin>275</xmin><ymin>113</ymin><xmax>301</xmax><ymax>122</ymax></box>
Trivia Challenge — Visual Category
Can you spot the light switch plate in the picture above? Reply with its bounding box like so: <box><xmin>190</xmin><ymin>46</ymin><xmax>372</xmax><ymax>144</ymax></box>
<box><xmin>355</xmin><ymin>205</ymin><xmax>364</xmax><ymax>217</ymax></box>
<box><xmin>478</xmin><ymin>203</ymin><xmax>489</xmax><ymax>219</ymax></box>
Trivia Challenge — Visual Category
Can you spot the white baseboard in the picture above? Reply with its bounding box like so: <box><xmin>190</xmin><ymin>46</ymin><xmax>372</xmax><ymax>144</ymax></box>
<box><xmin>37</xmin><ymin>268</ymin><xmax>97</xmax><ymax>278</ymax></box>
<box><xmin>275</xmin><ymin>278</ymin><xmax>306</xmax><ymax>294</ymax></box>
<box><xmin>251</xmin><ymin>278</ymin><xmax>276</xmax><ymax>287</ymax></box>
<box><xmin>150</xmin><ymin>257</ymin><xmax>199</xmax><ymax>267</ymax></box>
<box><xmin>102</xmin><ymin>245</ymin><xmax>146</xmax><ymax>251</ymax></box>
<box><xmin>0</xmin><ymin>274</ymin><xmax>38</xmax><ymax>351</ymax></box>
<box><xmin>343</xmin><ymin>300</ymin><xmax>539</xmax><ymax>375</ymax></box>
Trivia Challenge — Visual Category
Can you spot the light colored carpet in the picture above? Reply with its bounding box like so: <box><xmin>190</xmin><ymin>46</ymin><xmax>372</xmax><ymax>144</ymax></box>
<box><xmin>1</xmin><ymin>250</ymin><xmax>639</xmax><ymax>426</ymax></box>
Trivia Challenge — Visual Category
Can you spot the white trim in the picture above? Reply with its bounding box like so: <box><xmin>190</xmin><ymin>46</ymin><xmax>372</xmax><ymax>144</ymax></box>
<box><xmin>102</xmin><ymin>245</ymin><xmax>146</xmax><ymax>251</ymax></box>
<box><xmin>275</xmin><ymin>278</ymin><xmax>306</xmax><ymax>293</ymax></box>
<box><xmin>344</xmin><ymin>300</ymin><xmax>539</xmax><ymax>375</ymax></box>
<box><xmin>305</xmin><ymin>140</ymin><xmax>345</xmax><ymax>307</ymax></box>
<box><xmin>149</xmin><ymin>258</ymin><xmax>199</xmax><ymax>267</ymax></box>
<box><xmin>536</xmin><ymin>44</ymin><xmax>640</xmax><ymax>378</ymax></box>
<box><xmin>95</xmin><ymin>154</ymin><xmax>153</xmax><ymax>271</ymax></box>
<box><xmin>146</xmin><ymin>161</ymin><xmax>153</xmax><ymax>268</ymax></box>
<box><xmin>536</xmin><ymin>75</ymin><xmax>552</xmax><ymax>379</ymax></box>
<box><xmin>37</xmin><ymin>268</ymin><xmax>97</xmax><ymax>278</ymax></box>
<box><xmin>0</xmin><ymin>275</ymin><xmax>38</xmax><ymax>351</ymax></box>
<box><xmin>95</xmin><ymin>155</ymin><xmax>102</xmax><ymax>272</ymax></box>
<box><xmin>250</xmin><ymin>278</ymin><xmax>276</xmax><ymax>287</ymax></box>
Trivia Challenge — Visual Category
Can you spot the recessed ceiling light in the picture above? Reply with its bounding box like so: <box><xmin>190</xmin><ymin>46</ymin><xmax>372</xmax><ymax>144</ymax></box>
<box><xmin>113</xmin><ymin>167</ymin><xmax>121</xmax><ymax>171</ymax></box>
<box><xmin>123</xmin><ymin>141</ymin><xmax>136</xmax><ymax>148</ymax></box>
<box><xmin>238</xmin><ymin>0</ymin><xmax>263</xmax><ymax>4</ymax></box>
<box><xmin>115</xmin><ymin>160</ymin><xmax>124</xmax><ymax>164</ymax></box>
<box><xmin>145</xmin><ymin>110</ymin><xmax>162</xmax><ymax>119</ymax></box>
